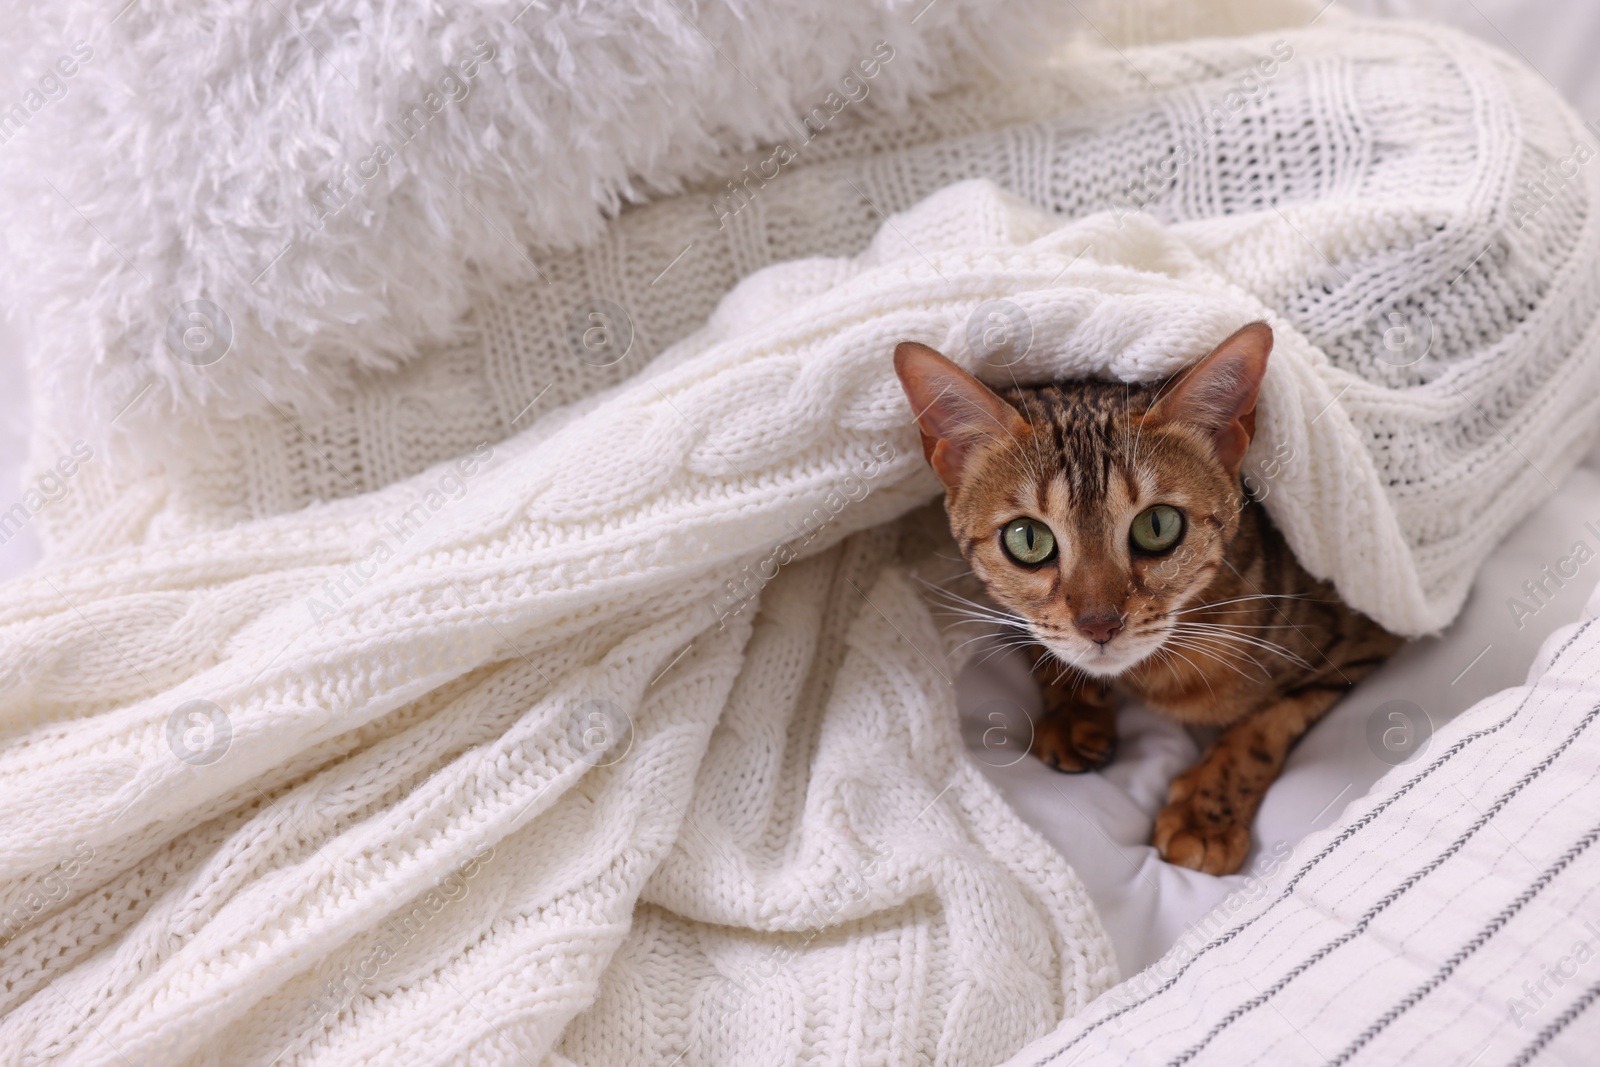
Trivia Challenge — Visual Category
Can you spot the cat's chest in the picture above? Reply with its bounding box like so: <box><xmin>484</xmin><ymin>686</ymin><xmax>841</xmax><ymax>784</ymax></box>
<box><xmin>1118</xmin><ymin>660</ymin><xmax>1267</xmax><ymax>726</ymax></box>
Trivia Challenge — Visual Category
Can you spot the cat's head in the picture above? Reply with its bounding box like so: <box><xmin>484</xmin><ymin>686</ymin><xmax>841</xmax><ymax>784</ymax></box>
<box><xmin>893</xmin><ymin>323</ymin><xmax>1272</xmax><ymax>678</ymax></box>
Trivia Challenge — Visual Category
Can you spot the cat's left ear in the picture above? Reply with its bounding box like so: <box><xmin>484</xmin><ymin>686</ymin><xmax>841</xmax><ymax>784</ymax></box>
<box><xmin>1144</xmin><ymin>322</ymin><xmax>1272</xmax><ymax>472</ymax></box>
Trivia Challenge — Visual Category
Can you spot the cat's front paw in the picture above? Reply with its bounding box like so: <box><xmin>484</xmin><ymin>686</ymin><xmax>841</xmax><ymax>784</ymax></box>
<box><xmin>1031</xmin><ymin>712</ymin><xmax>1117</xmax><ymax>774</ymax></box>
<box><xmin>1152</xmin><ymin>780</ymin><xmax>1251</xmax><ymax>875</ymax></box>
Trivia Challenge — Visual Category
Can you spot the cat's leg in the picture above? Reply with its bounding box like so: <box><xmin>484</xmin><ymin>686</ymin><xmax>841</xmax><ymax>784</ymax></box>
<box><xmin>1028</xmin><ymin>646</ymin><xmax>1118</xmax><ymax>773</ymax></box>
<box><xmin>1152</xmin><ymin>687</ymin><xmax>1344</xmax><ymax>875</ymax></box>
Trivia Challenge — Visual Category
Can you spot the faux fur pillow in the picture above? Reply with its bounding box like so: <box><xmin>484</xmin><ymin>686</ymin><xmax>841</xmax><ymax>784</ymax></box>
<box><xmin>0</xmin><ymin>0</ymin><xmax>1067</xmax><ymax>425</ymax></box>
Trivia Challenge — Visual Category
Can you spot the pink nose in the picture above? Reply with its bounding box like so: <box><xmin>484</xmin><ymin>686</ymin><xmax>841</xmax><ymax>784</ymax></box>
<box><xmin>1075</xmin><ymin>613</ymin><xmax>1124</xmax><ymax>645</ymax></box>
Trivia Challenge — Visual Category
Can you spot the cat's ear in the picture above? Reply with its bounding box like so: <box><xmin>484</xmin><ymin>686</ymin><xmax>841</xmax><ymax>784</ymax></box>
<box><xmin>894</xmin><ymin>341</ymin><xmax>1029</xmax><ymax>490</ymax></box>
<box><xmin>1144</xmin><ymin>322</ymin><xmax>1272</xmax><ymax>472</ymax></box>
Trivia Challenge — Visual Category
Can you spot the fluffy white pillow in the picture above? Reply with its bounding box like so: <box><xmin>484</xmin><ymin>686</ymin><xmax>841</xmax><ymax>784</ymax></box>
<box><xmin>0</xmin><ymin>0</ymin><xmax>1066</xmax><ymax>424</ymax></box>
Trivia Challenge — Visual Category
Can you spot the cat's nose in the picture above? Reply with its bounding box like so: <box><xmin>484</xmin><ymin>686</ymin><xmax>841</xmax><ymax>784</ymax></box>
<box><xmin>1074</xmin><ymin>613</ymin><xmax>1124</xmax><ymax>645</ymax></box>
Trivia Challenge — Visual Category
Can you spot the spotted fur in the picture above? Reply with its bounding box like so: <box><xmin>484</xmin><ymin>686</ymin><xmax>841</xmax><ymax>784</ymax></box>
<box><xmin>895</xmin><ymin>323</ymin><xmax>1403</xmax><ymax>875</ymax></box>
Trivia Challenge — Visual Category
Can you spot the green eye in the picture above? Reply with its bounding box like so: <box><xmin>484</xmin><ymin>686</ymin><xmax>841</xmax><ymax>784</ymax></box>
<box><xmin>1130</xmin><ymin>505</ymin><xmax>1184</xmax><ymax>554</ymax></box>
<box><xmin>1001</xmin><ymin>518</ymin><xmax>1056</xmax><ymax>565</ymax></box>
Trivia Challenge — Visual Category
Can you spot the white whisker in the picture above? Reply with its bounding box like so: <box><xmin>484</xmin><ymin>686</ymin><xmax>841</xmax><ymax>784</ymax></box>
<box><xmin>1164</xmin><ymin>632</ymin><xmax>1268</xmax><ymax>681</ymax></box>
<box><xmin>1155</xmin><ymin>642</ymin><xmax>1218</xmax><ymax>699</ymax></box>
<box><xmin>1169</xmin><ymin>593</ymin><xmax>1317</xmax><ymax>615</ymax></box>
<box><xmin>1168</xmin><ymin>623</ymin><xmax>1312</xmax><ymax>669</ymax></box>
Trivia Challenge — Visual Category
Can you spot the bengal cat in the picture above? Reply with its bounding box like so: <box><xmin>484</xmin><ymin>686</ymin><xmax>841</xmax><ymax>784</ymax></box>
<box><xmin>894</xmin><ymin>323</ymin><xmax>1402</xmax><ymax>875</ymax></box>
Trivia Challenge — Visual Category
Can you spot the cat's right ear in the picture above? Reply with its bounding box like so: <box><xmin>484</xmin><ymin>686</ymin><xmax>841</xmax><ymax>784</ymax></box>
<box><xmin>893</xmin><ymin>341</ymin><xmax>1029</xmax><ymax>490</ymax></box>
<box><xmin>1143</xmin><ymin>322</ymin><xmax>1273</xmax><ymax>473</ymax></box>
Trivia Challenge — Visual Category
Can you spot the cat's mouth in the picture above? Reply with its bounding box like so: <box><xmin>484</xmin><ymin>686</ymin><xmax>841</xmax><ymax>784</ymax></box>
<box><xmin>1036</xmin><ymin>627</ymin><xmax>1170</xmax><ymax>679</ymax></box>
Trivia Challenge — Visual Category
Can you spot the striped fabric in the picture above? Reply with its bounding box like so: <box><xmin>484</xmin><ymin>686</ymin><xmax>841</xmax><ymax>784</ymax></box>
<box><xmin>1003</xmin><ymin>581</ymin><xmax>1600</xmax><ymax>1066</ymax></box>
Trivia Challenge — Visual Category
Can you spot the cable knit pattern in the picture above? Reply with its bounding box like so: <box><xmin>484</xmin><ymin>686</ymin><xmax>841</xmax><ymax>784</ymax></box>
<box><xmin>6</xmin><ymin>3</ymin><xmax>1600</xmax><ymax>1065</ymax></box>
<box><xmin>2</xmin><ymin>202</ymin><xmax>1126</xmax><ymax>1060</ymax></box>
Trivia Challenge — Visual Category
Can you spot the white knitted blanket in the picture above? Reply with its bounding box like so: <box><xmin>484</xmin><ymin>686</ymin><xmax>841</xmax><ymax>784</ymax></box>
<box><xmin>1</xmin><ymin>182</ymin><xmax>1126</xmax><ymax>1061</ymax></box>
<box><xmin>7</xmin><ymin>3</ymin><xmax>1600</xmax><ymax>1065</ymax></box>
